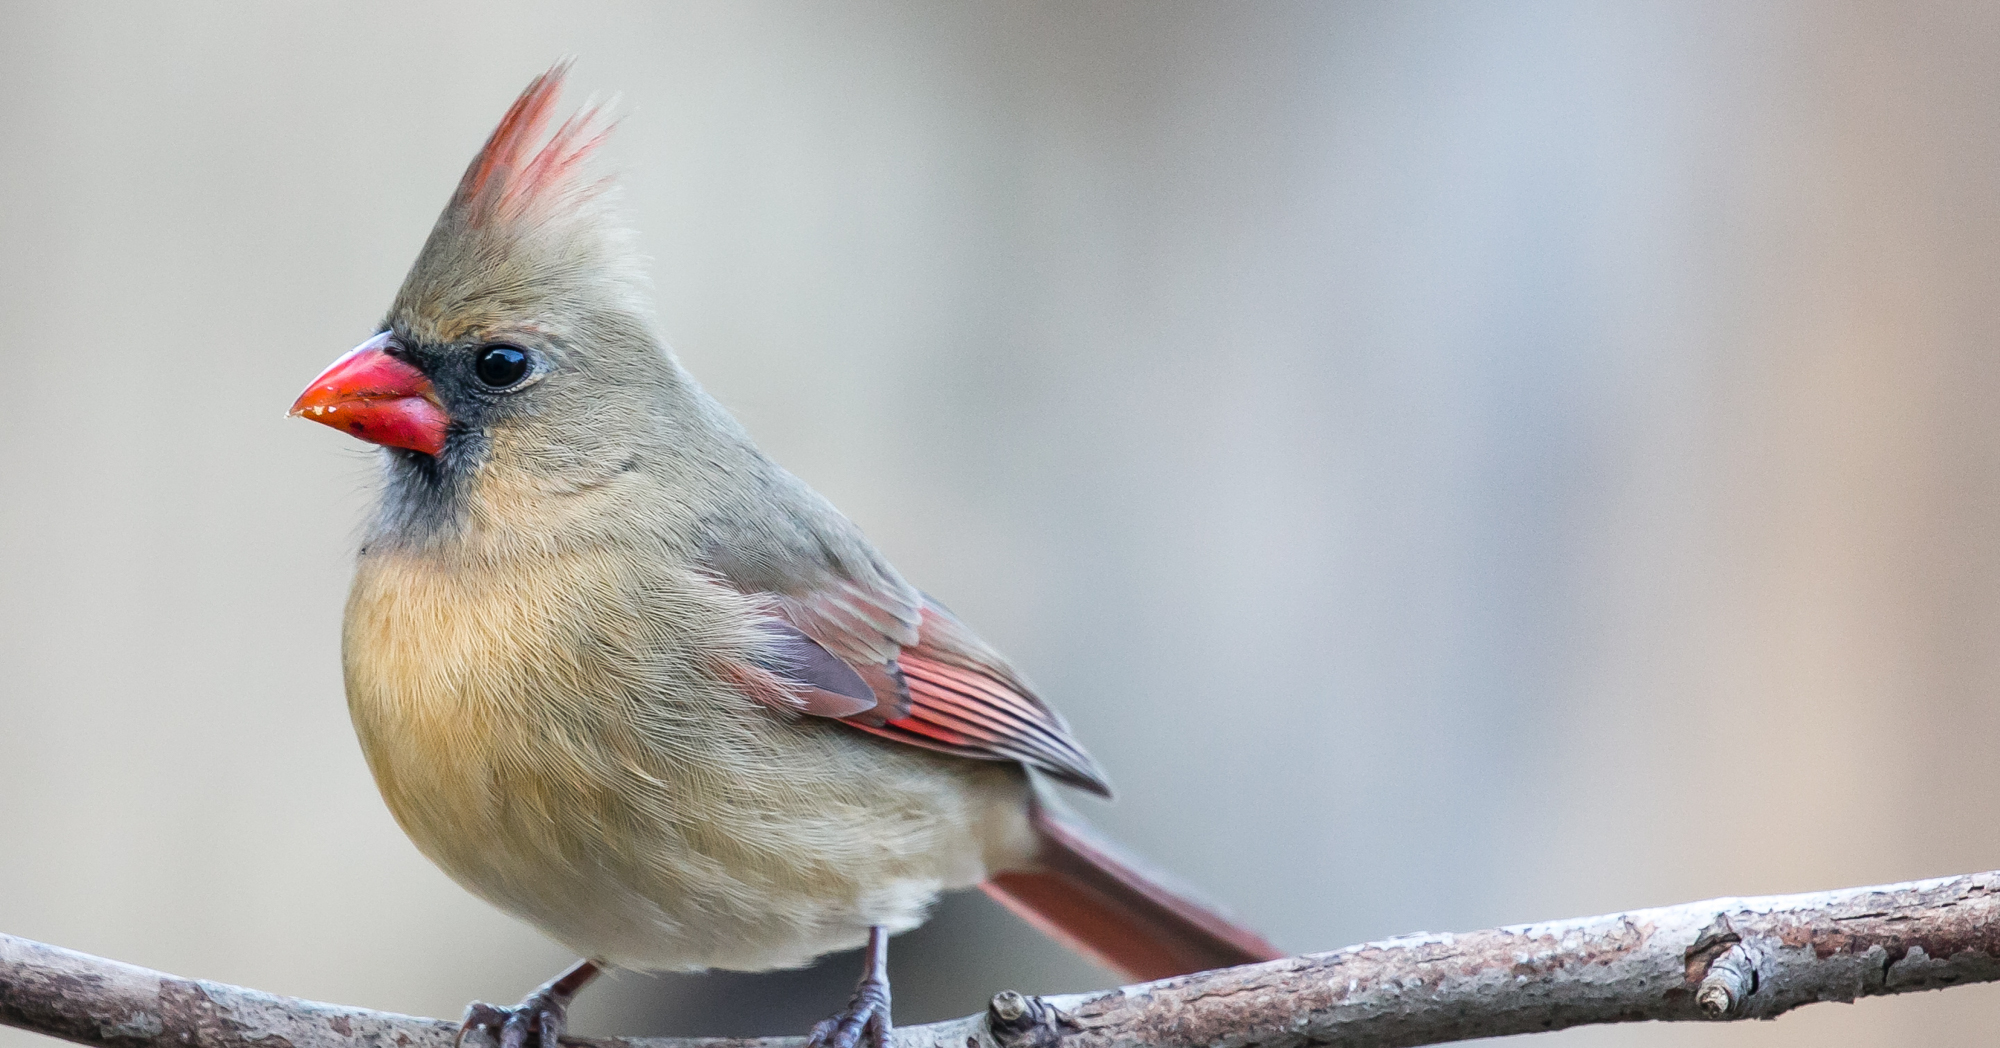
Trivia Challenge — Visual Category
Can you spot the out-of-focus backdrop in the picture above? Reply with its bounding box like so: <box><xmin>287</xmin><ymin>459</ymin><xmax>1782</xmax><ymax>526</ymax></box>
<box><xmin>6</xmin><ymin>2</ymin><xmax>2000</xmax><ymax>1045</ymax></box>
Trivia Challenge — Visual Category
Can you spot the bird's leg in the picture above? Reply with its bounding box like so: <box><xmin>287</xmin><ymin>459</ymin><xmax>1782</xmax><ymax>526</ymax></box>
<box><xmin>807</xmin><ymin>927</ymin><xmax>893</xmax><ymax>1048</ymax></box>
<box><xmin>458</xmin><ymin>959</ymin><xmax>602</xmax><ymax>1048</ymax></box>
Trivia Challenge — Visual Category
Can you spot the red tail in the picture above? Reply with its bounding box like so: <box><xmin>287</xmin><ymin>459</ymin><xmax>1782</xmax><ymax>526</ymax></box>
<box><xmin>980</xmin><ymin>806</ymin><xmax>1283</xmax><ymax>981</ymax></box>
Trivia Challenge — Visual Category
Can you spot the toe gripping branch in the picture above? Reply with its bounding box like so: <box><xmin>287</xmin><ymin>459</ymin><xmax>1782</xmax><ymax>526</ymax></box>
<box><xmin>458</xmin><ymin>960</ymin><xmax>603</xmax><ymax>1048</ymax></box>
<box><xmin>808</xmin><ymin>927</ymin><xmax>893</xmax><ymax>1048</ymax></box>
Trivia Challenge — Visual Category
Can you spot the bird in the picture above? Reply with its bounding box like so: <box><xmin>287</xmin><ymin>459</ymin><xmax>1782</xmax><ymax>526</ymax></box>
<box><xmin>289</xmin><ymin>62</ymin><xmax>1280</xmax><ymax>1048</ymax></box>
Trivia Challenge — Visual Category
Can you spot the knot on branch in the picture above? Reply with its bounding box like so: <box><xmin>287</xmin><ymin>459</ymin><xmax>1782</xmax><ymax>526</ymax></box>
<box><xmin>986</xmin><ymin>991</ymin><xmax>1068</xmax><ymax>1048</ymax></box>
<box><xmin>1685</xmin><ymin>913</ymin><xmax>1759</xmax><ymax>1018</ymax></box>
<box><xmin>1697</xmin><ymin>943</ymin><xmax>1762</xmax><ymax>1017</ymax></box>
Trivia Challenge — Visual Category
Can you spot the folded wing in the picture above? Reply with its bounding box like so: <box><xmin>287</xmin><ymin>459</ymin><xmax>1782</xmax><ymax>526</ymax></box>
<box><xmin>731</xmin><ymin>567</ymin><xmax>1112</xmax><ymax>797</ymax></box>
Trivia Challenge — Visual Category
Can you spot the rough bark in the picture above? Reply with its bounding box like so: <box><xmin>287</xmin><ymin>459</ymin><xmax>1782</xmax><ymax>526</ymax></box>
<box><xmin>6</xmin><ymin>871</ymin><xmax>2000</xmax><ymax>1048</ymax></box>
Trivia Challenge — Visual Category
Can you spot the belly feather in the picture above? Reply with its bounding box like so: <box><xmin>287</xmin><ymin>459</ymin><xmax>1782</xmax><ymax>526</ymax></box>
<box><xmin>341</xmin><ymin>548</ymin><xmax>1026</xmax><ymax>970</ymax></box>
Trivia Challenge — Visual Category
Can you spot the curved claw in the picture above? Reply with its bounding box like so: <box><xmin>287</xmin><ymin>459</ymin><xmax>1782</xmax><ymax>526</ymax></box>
<box><xmin>498</xmin><ymin>1005</ymin><xmax>533</xmax><ymax>1048</ymax></box>
<box><xmin>807</xmin><ymin>927</ymin><xmax>893</xmax><ymax>1048</ymax></box>
<box><xmin>456</xmin><ymin>961</ymin><xmax>598</xmax><ymax>1048</ymax></box>
<box><xmin>804</xmin><ymin>983</ymin><xmax>890</xmax><ymax>1048</ymax></box>
<box><xmin>457</xmin><ymin>992</ymin><xmax>566</xmax><ymax>1048</ymax></box>
<box><xmin>456</xmin><ymin>1004</ymin><xmax>508</xmax><ymax>1048</ymax></box>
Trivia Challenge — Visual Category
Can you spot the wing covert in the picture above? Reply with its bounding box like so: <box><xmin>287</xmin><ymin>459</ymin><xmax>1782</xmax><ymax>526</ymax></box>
<box><xmin>703</xmin><ymin>534</ymin><xmax>1111</xmax><ymax>796</ymax></box>
<box><xmin>842</xmin><ymin>603</ymin><xmax>1111</xmax><ymax>796</ymax></box>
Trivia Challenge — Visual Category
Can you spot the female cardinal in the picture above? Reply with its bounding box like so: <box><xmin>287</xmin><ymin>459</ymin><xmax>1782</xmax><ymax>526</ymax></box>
<box><xmin>290</xmin><ymin>63</ymin><xmax>1279</xmax><ymax>1048</ymax></box>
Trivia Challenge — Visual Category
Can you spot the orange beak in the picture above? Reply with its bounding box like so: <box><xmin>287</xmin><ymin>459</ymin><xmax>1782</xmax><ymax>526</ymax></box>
<box><xmin>290</xmin><ymin>332</ymin><xmax>451</xmax><ymax>456</ymax></box>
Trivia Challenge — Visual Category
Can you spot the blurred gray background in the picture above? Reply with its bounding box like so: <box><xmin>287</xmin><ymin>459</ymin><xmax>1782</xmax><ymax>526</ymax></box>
<box><xmin>6</xmin><ymin>2</ymin><xmax>2000</xmax><ymax>1045</ymax></box>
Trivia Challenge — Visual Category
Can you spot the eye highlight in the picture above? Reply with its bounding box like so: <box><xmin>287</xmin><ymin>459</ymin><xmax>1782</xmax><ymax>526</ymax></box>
<box><xmin>474</xmin><ymin>344</ymin><xmax>531</xmax><ymax>388</ymax></box>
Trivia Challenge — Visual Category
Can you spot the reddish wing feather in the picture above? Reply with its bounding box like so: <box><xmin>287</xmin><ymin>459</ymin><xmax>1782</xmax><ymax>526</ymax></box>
<box><xmin>749</xmin><ymin>617</ymin><xmax>878</xmax><ymax>718</ymax></box>
<box><xmin>734</xmin><ymin>568</ymin><xmax>1111</xmax><ymax>796</ymax></box>
<box><xmin>774</xmin><ymin>577</ymin><xmax>921</xmax><ymax>666</ymax></box>
<box><xmin>769</xmin><ymin>574</ymin><xmax>921</xmax><ymax>723</ymax></box>
<box><xmin>842</xmin><ymin>605</ymin><xmax>1112</xmax><ymax>797</ymax></box>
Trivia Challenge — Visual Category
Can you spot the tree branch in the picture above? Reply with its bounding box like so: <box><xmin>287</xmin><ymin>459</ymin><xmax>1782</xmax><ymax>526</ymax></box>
<box><xmin>7</xmin><ymin>870</ymin><xmax>2000</xmax><ymax>1048</ymax></box>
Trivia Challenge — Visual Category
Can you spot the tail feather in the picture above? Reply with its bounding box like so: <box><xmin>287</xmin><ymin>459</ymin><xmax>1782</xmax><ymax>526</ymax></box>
<box><xmin>980</xmin><ymin>806</ymin><xmax>1282</xmax><ymax>981</ymax></box>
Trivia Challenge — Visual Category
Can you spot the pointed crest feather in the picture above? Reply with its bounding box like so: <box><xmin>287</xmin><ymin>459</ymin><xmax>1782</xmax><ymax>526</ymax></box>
<box><xmin>453</xmin><ymin>59</ymin><xmax>614</xmax><ymax>228</ymax></box>
<box><xmin>393</xmin><ymin>60</ymin><xmax>645</xmax><ymax>348</ymax></box>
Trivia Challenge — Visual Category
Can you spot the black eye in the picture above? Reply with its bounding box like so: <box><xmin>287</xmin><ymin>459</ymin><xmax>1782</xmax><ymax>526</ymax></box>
<box><xmin>474</xmin><ymin>344</ymin><xmax>530</xmax><ymax>388</ymax></box>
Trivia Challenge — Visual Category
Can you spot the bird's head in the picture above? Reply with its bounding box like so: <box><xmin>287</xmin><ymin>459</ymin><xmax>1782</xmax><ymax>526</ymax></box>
<box><xmin>293</xmin><ymin>63</ymin><xmax>680</xmax><ymax>508</ymax></box>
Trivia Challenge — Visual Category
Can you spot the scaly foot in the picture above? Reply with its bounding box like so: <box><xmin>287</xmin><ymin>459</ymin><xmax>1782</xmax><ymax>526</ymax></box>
<box><xmin>806</xmin><ymin>927</ymin><xmax>892</xmax><ymax>1048</ymax></box>
<box><xmin>457</xmin><ymin>959</ymin><xmax>601</xmax><ymax>1048</ymax></box>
